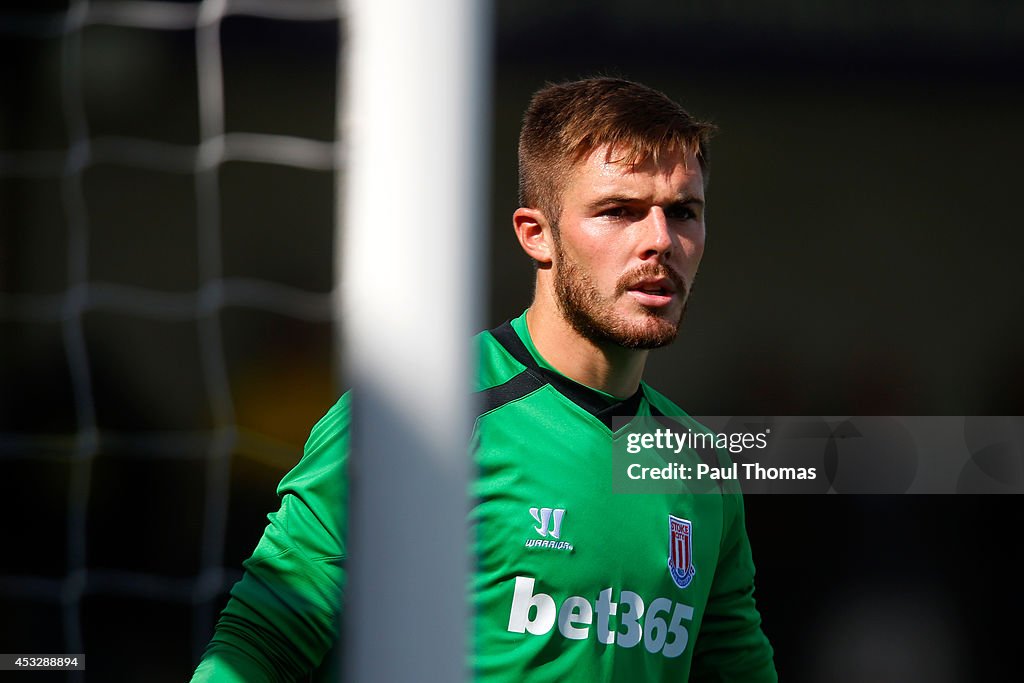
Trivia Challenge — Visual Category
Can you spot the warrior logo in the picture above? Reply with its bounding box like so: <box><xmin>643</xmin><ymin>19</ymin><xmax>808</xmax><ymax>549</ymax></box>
<box><xmin>668</xmin><ymin>515</ymin><xmax>696</xmax><ymax>589</ymax></box>
<box><xmin>525</xmin><ymin>507</ymin><xmax>572</xmax><ymax>551</ymax></box>
<box><xmin>529</xmin><ymin>507</ymin><xmax>565</xmax><ymax>539</ymax></box>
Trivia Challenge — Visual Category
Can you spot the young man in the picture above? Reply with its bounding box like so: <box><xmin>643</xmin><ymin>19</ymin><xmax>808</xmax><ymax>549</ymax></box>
<box><xmin>192</xmin><ymin>77</ymin><xmax>777</xmax><ymax>682</ymax></box>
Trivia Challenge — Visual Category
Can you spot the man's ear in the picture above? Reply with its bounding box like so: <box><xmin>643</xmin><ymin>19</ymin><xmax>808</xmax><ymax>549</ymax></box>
<box><xmin>512</xmin><ymin>207</ymin><xmax>554</xmax><ymax>265</ymax></box>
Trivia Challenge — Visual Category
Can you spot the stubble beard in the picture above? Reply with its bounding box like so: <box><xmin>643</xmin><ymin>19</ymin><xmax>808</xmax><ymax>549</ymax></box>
<box><xmin>552</xmin><ymin>233</ymin><xmax>691</xmax><ymax>350</ymax></box>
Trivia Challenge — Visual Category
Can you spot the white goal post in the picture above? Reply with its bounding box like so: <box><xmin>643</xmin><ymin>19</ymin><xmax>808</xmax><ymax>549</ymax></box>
<box><xmin>338</xmin><ymin>1</ymin><xmax>491</xmax><ymax>681</ymax></box>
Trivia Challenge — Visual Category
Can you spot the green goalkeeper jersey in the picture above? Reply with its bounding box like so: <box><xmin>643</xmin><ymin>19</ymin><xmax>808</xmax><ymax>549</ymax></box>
<box><xmin>192</xmin><ymin>311</ymin><xmax>776</xmax><ymax>682</ymax></box>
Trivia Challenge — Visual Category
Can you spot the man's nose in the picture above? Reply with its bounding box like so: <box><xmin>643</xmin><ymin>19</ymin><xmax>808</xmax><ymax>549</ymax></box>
<box><xmin>639</xmin><ymin>207</ymin><xmax>673</xmax><ymax>260</ymax></box>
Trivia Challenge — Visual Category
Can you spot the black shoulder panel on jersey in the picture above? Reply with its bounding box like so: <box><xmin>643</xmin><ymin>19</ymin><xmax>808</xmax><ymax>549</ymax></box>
<box><xmin>476</xmin><ymin>370</ymin><xmax>545</xmax><ymax>417</ymax></box>
<box><xmin>485</xmin><ymin>320</ymin><xmax>643</xmax><ymax>429</ymax></box>
<box><xmin>486</xmin><ymin>319</ymin><xmax>538</xmax><ymax>369</ymax></box>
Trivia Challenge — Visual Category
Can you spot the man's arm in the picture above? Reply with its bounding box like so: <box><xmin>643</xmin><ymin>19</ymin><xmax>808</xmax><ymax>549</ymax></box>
<box><xmin>689</xmin><ymin>488</ymin><xmax>777</xmax><ymax>682</ymax></box>
<box><xmin>190</xmin><ymin>395</ymin><xmax>350</xmax><ymax>683</ymax></box>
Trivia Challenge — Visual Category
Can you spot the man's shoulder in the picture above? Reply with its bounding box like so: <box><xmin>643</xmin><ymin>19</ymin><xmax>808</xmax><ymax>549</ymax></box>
<box><xmin>306</xmin><ymin>392</ymin><xmax>351</xmax><ymax>449</ymax></box>
<box><xmin>473</xmin><ymin>324</ymin><xmax>531</xmax><ymax>392</ymax></box>
<box><xmin>275</xmin><ymin>393</ymin><xmax>351</xmax><ymax>497</ymax></box>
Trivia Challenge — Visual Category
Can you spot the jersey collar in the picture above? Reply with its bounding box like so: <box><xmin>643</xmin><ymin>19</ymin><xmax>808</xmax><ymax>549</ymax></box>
<box><xmin>490</xmin><ymin>314</ymin><xmax>645</xmax><ymax>429</ymax></box>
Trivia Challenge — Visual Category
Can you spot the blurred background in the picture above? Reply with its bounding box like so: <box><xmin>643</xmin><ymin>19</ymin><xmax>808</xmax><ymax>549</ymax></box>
<box><xmin>2</xmin><ymin>0</ymin><xmax>1022</xmax><ymax>680</ymax></box>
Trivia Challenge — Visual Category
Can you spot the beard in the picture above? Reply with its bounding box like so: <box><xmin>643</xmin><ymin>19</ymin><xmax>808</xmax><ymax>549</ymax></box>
<box><xmin>552</xmin><ymin>233</ymin><xmax>691</xmax><ymax>350</ymax></box>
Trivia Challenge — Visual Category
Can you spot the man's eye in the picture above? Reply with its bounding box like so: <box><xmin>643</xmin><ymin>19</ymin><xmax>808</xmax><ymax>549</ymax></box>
<box><xmin>600</xmin><ymin>207</ymin><xmax>629</xmax><ymax>218</ymax></box>
<box><xmin>666</xmin><ymin>206</ymin><xmax>696</xmax><ymax>221</ymax></box>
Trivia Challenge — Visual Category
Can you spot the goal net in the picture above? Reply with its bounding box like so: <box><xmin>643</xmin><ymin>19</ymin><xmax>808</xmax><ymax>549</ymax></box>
<box><xmin>2</xmin><ymin>0</ymin><xmax>487</xmax><ymax>679</ymax></box>
<box><xmin>2</xmin><ymin>1</ymin><xmax>343</xmax><ymax>680</ymax></box>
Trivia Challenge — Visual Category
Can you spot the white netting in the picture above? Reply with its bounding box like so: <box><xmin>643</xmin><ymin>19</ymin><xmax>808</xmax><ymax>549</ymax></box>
<box><xmin>0</xmin><ymin>1</ymin><xmax>343</xmax><ymax>679</ymax></box>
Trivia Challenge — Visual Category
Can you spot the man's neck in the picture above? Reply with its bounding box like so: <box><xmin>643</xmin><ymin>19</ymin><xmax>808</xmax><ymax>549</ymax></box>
<box><xmin>524</xmin><ymin>304</ymin><xmax>648</xmax><ymax>400</ymax></box>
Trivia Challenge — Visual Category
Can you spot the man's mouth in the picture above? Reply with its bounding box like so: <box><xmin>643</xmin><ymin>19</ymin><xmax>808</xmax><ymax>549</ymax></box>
<box><xmin>626</xmin><ymin>278</ymin><xmax>677</xmax><ymax>307</ymax></box>
<box><xmin>632</xmin><ymin>279</ymin><xmax>674</xmax><ymax>296</ymax></box>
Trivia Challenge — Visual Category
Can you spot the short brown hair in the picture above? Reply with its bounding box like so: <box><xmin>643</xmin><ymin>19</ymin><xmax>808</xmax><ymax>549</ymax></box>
<box><xmin>518</xmin><ymin>77</ymin><xmax>716</xmax><ymax>223</ymax></box>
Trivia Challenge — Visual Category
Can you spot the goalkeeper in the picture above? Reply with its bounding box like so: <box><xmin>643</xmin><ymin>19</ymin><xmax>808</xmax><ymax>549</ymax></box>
<box><xmin>192</xmin><ymin>77</ymin><xmax>777</xmax><ymax>682</ymax></box>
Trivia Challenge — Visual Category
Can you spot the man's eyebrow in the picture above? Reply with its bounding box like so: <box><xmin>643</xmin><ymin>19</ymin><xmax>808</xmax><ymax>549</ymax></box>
<box><xmin>670</xmin><ymin>196</ymin><xmax>705</xmax><ymax>208</ymax></box>
<box><xmin>587</xmin><ymin>195</ymin><xmax>706</xmax><ymax>211</ymax></box>
<box><xmin>587</xmin><ymin>195</ymin><xmax>641</xmax><ymax>209</ymax></box>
